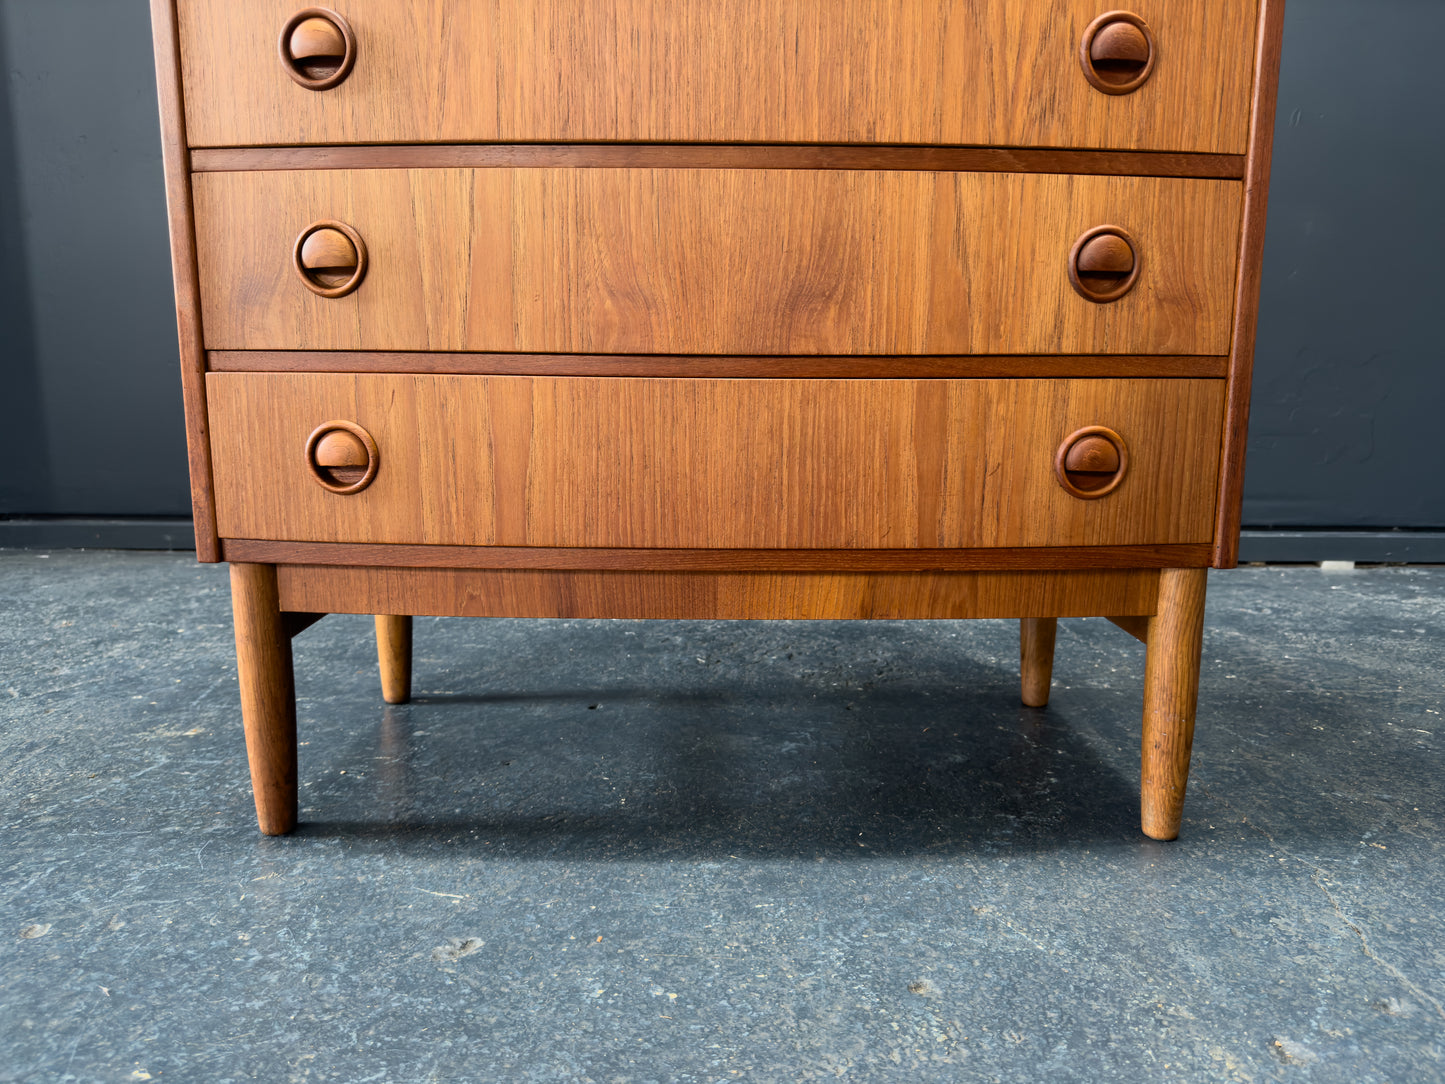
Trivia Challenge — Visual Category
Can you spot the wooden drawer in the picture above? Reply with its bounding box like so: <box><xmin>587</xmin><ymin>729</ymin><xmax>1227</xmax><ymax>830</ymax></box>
<box><xmin>207</xmin><ymin>372</ymin><xmax>1225</xmax><ymax>549</ymax></box>
<box><xmin>194</xmin><ymin>168</ymin><xmax>1242</xmax><ymax>356</ymax></box>
<box><xmin>178</xmin><ymin>0</ymin><xmax>1258</xmax><ymax>154</ymax></box>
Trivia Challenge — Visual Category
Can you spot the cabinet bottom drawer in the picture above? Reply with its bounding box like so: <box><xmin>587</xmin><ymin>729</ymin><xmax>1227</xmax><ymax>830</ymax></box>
<box><xmin>207</xmin><ymin>372</ymin><xmax>1223</xmax><ymax>550</ymax></box>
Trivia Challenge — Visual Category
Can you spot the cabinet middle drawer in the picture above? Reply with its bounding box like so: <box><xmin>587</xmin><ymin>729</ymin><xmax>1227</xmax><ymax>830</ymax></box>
<box><xmin>207</xmin><ymin>372</ymin><xmax>1225</xmax><ymax>550</ymax></box>
<box><xmin>194</xmin><ymin>168</ymin><xmax>1242</xmax><ymax>357</ymax></box>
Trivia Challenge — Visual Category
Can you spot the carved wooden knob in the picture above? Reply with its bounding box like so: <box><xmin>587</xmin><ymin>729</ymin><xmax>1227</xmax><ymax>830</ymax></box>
<box><xmin>279</xmin><ymin>8</ymin><xmax>357</xmax><ymax>90</ymax></box>
<box><xmin>293</xmin><ymin>221</ymin><xmax>367</xmax><ymax>298</ymax></box>
<box><xmin>1056</xmin><ymin>427</ymin><xmax>1128</xmax><ymax>499</ymax></box>
<box><xmin>1065</xmin><ymin>435</ymin><xmax>1120</xmax><ymax>474</ymax></box>
<box><xmin>1080</xmin><ymin>12</ymin><xmax>1156</xmax><ymax>95</ymax></box>
<box><xmin>301</xmin><ymin>229</ymin><xmax>356</xmax><ymax>281</ymax></box>
<box><xmin>1069</xmin><ymin>225</ymin><xmax>1139</xmax><ymax>303</ymax></box>
<box><xmin>305</xmin><ymin>422</ymin><xmax>379</xmax><ymax>494</ymax></box>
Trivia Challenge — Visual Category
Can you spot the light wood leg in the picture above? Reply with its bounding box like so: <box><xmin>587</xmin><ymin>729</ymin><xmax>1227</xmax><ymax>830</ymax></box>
<box><xmin>1140</xmin><ymin>568</ymin><xmax>1208</xmax><ymax>841</ymax></box>
<box><xmin>230</xmin><ymin>563</ymin><xmax>298</xmax><ymax>836</ymax></box>
<box><xmin>1019</xmin><ymin>617</ymin><xmax>1058</xmax><ymax>707</ymax></box>
<box><xmin>375</xmin><ymin>615</ymin><xmax>413</xmax><ymax>705</ymax></box>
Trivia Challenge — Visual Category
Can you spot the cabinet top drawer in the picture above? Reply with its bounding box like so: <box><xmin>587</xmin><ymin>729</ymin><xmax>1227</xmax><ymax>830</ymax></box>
<box><xmin>178</xmin><ymin>0</ymin><xmax>1259</xmax><ymax>154</ymax></box>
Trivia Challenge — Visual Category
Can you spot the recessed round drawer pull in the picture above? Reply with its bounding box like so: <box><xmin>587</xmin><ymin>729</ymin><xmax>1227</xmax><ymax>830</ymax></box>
<box><xmin>293</xmin><ymin>221</ymin><xmax>368</xmax><ymax>298</ymax></box>
<box><xmin>1069</xmin><ymin>225</ymin><xmax>1139</xmax><ymax>303</ymax></box>
<box><xmin>305</xmin><ymin>421</ymin><xmax>379</xmax><ymax>494</ymax></box>
<box><xmin>1055</xmin><ymin>426</ymin><xmax>1129</xmax><ymax>499</ymax></box>
<box><xmin>1080</xmin><ymin>12</ymin><xmax>1156</xmax><ymax>95</ymax></box>
<box><xmin>279</xmin><ymin>8</ymin><xmax>357</xmax><ymax>91</ymax></box>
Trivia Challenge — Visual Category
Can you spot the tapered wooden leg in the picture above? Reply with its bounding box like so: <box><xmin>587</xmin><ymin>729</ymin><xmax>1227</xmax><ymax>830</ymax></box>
<box><xmin>230</xmin><ymin>563</ymin><xmax>298</xmax><ymax>836</ymax></box>
<box><xmin>1140</xmin><ymin>568</ymin><xmax>1208</xmax><ymax>841</ymax></box>
<box><xmin>1019</xmin><ymin>618</ymin><xmax>1058</xmax><ymax>707</ymax></box>
<box><xmin>375</xmin><ymin>615</ymin><xmax>413</xmax><ymax>705</ymax></box>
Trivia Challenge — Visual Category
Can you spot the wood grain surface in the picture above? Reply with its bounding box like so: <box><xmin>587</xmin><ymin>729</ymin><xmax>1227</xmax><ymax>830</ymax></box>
<box><xmin>1213</xmin><ymin>0</ymin><xmax>1287</xmax><ymax>567</ymax></box>
<box><xmin>193</xmin><ymin>168</ymin><xmax>1242</xmax><ymax>356</ymax></box>
<box><xmin>1140</xmin><ymin>566</ymin><xmax>1208</xmax><ymax>839</ymax></box>
<box><xmin>374</xmin><ymin>614</ymin><xmax>412</xmax><ymax>704</ymax></box>
<box><xmin>206</xmin><ymin>373</ymin><xmax>1225</xmax><ymax>549</ymax></box>
<box><xmin>275</xmin><ymin>566</ymin><xmax>1163</xmax><ymax>621</ymax></box>
<box><xmin>189</xmin><ymin>144</ymin><xmax>1247</xmax><ymax>180</ymax></box>
<box><xmin>207</xmin><ymin>351</ymin><xmax>1230</xmax><ymax>380</ymax></box>
<box><xmin>229</xmin><ymin>562</ymin><xmax>298</xmax><ymax>835</ymax></box>
<box><xmin>1108</xmin><ymin>615</ymin><xmax>1152</xmax><ymax>643</ymax></box>
<box><xmin>178</xmin><ymin>0</ymin><xmax>1257</xmax><ymax>153</ymax></box>
<box><xmin>220</xmin><ymin>539</ymin><xmax>1214</xmax><ymax>572</ymax></box>
<box><xmin>1019</xmin><ymin>617</ymin><xmax>1059</xmax><ymax>707</ymax></box>
<box><xmin>149</xmin><ymin>0</ymin><xmax>220</xmax><ymax>560</ymax></box>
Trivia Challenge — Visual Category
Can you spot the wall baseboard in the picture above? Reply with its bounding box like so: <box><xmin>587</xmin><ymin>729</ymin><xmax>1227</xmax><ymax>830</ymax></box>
<box><xmin>1237</xmin><ymin>530</ymin><xmax>1445</xmax><ymax>564</ymax></box>
<box><xmin>0</xmin><ymin>518</ymin><xmax>195</xmax><ymax>551</ymax></box>
<box><xmin>3</xmin><ymin>519</ymin><xmax>1442</xmax><ymax>564</ymax></box>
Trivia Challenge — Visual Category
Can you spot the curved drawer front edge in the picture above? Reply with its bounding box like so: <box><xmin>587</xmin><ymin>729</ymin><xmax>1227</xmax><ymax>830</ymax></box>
<box><xmin>193</xmin><ymin>167</ymin><xmax>1243</xmax><ymax>357</ymax></box>
<box><xmin>206</xmin><ymin>371</ymin><xmax>1226</xmax><ymax>550</ymax></box>
<box><xmin>178</xmin><ymin>0</ymin><xmax>1259</xmax><ymax>153</ymax></box>
<box><xmin>220</xmin><ymin>539</ymin><xmax>1217</xmax><ymax>572</ymax></box>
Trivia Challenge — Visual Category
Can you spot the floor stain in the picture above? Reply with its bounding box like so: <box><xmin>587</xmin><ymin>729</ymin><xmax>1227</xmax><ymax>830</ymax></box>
<box><xmin>432</xmin><ymin>937</ymin><xmax>485</xmax><ymax>962</ymax></box>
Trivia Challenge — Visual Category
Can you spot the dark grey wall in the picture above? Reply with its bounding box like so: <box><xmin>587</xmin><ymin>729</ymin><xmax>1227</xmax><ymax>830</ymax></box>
<box><xmin>1245</xmin><ymin>0</ymin><xmax>1445</xmax><ymax>529</ymax></box>
<box><xmin>0</xmin><ymin>0</ymin><xmax>187</xmax><ymax>517</ymax></box>
<box><xmin>0</xmin><ymin>1</ymin><xmax>1440</xmax><ymax>534</ymax></box>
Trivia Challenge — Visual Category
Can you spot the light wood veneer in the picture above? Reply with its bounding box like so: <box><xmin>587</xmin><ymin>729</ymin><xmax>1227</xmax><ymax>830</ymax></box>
<box><xmin>207</xmin><ymin>373</ymin><xmax>1224</xmax><ymax>549</ymax></box>
<box><xmin>178</xmin><ymin>0</ymin><xmax>1258</xmax><ymax>153</ymax></box>
<box><xmin>194</xmin><ymin>167</ymin><xmax>1242</xmax><ymax>356</ymax></box>
<box><xmin>275</xmin><ymin>566</ymin><xmax>1163</xmax><ymax>622</ymax></box>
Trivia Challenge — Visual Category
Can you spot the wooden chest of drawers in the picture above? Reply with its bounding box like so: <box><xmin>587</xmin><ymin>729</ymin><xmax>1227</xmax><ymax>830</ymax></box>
<box><xmin>151</xmin><ymin>0</ymin><xmax>1284</xmax><ymax>839</ymax></box>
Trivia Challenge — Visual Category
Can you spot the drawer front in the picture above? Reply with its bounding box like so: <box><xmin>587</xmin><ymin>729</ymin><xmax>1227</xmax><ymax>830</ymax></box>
<box><xmin>179</xmin><ymin>0</ymin><xmax>1257</xmax><ymax>154</ymax></box>
<box><xmin>207</xmin><ymin>372</ymin><xmax>1225</xmax><ymax>549</ymax></box>
<box><xmin>194</xmin><ymin>169</ymin><xmax>1241</xmax><ymax>356</ymax></box>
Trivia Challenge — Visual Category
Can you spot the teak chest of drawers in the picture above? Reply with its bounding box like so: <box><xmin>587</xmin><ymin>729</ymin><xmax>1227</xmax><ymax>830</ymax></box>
<box><xmin>150</xmin><ymin>0</ymin><xmax>1285</xmax><ymax>839</ymax></box>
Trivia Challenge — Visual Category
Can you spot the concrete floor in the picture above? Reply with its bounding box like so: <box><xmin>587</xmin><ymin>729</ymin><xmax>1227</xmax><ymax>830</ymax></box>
<box><xmin>0</xmin><ymin>551</ymin><xmax>1441</xmax><ymax>1083</ymax></box>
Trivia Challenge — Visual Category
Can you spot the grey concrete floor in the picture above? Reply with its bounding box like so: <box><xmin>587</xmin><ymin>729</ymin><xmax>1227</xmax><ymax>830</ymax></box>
<box><xmin>1</xmin><ymin>551</ymin><xmax>1442</xmax><ymax>1083</ymax></box>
